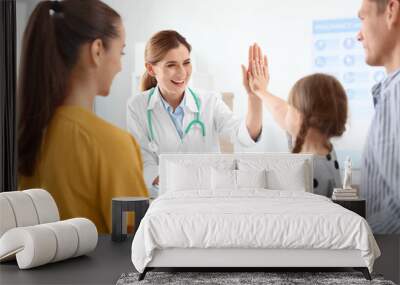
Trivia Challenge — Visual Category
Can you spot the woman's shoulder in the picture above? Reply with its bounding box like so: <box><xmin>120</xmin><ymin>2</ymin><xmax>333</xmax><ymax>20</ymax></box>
<box><xmin>89</xmin><ymin>119</ymin><xmax>136</xmax><ymax>152</ymax></box>
<box><xmin>127</xmin><ymin>89</ymin><xmax>153</xmax><ymax>109</ymax></box>
<box><xmin>53</xmin><ymin>105</ymin><xmax>134</xmax><ymax>149</ymax></box>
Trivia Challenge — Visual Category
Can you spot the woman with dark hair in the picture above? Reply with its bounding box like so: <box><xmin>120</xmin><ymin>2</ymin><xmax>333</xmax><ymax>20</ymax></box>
<box><xmin>18</xmin><ymin>0</ymin><xmax>148</xmax><ymax>233</ymax></box>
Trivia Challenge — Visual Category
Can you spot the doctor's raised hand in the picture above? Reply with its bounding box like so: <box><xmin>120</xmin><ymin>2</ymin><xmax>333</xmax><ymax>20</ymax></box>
<box><xmin>242</xmin><ymin>44</ymin><xmax>270</xmax><ymax>99</ymax></box>
<box><xmin>242</xmin><ymin>43</ymin><xmax>291</xmax><ymax>132</ymax></box>
<box><xmin>127</xmin><ymin>31</ymin><xmax>264</xmax><ymax>197</ymax></box>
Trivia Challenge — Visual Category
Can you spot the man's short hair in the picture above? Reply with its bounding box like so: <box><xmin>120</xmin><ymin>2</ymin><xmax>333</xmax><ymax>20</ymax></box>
<box><xmin>370</xmin><ymin>0</ymin><xmax>390</xmax><ymax>13</ymax></box>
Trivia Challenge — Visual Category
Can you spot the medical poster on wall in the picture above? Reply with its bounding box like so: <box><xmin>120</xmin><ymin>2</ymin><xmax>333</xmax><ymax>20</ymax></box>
<box><xmin>312</xmin><ymin>18</ymin><xmax>385</xmax><ymax>168</ymax></box>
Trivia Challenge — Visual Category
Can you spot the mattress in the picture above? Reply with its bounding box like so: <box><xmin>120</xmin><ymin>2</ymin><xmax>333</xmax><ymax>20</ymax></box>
<box><xmin>131</xmin><ymin>190</ymin><xmax>380</xmax><ymax>273</ymax></box>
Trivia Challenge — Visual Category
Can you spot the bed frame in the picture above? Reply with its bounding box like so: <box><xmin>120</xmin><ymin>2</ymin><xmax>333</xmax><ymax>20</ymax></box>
<box><xmin>138</xmin><ymin>153</ymin><xmax>372</xmax><ymax>281</ymax></box>
<box><xmin>138</xmin><ymin>248</ymin><xmax>371</xmax><ymax>280</ymax></box>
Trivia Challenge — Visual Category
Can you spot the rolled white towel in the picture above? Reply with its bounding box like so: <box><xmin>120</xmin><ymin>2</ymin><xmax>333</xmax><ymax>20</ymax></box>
<box><xmin>0</xmin><ymin>225</ymin><xmax>57</xmax><ymax>268</ymax></box>
<box><xmin>42</xmin><ymin>221</ymin><xmax>79</xmax><ymax>263</ymax></box>
<box><xmin>0</xmin><ymin>218</ymin><xmax>98</xmax><ymax>269</ymax></box>
<box><xmin>23</xmin><ymin>189</ymin><xmax>59</xmax><ymax>224</ymax></box>
<box><xmin>0</xmin><ymin>196</ymin><xmax>17</xmax><ymax>237</ymax></box>
<box><xmin>0</xmin><ymin>191</ymin><xmax>39</xmax><ymax>228</ymax></box>
<box><xmin>0</xmin><ymin>190</ymin><xmax>60</xmax><ymax>238</ymax></box>
<box><xmin>64</xmin><ymin>218</ymin><xmax>98</xmax><ymax>257</ymax></box>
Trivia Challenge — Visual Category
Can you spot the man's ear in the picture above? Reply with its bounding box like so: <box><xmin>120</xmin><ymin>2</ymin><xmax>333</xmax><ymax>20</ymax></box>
<box><xmin>145</xmin><ymin>63</ymin><xmax>156</xmax><ymax>77</ymax></box>
<box><xmin>90</xmin><ymin>39</ymin><xmax>104</xmax><ymax>67</ymax></box>
<box><xmin>386</xmin><ymin>0</ymin><xmax>400</xmax><ymax>29</ymax></box>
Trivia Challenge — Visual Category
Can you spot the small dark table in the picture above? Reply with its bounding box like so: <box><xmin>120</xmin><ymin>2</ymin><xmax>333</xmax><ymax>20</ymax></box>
<box><xmin>112</xmin><ymin>197</ymin><xmax>149</xmax><ymax>242</ymax></box>
<box><xmin>332</xmin><ymin>199</ymin><xmax>366</xmax><ymax>218</ymax></box>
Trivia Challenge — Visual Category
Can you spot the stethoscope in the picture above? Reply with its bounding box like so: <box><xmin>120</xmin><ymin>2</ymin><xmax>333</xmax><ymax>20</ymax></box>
<box><xmin>147</xmin><ymin>87</ymin><xmax>206</xmax><ymax>153</ymax></box>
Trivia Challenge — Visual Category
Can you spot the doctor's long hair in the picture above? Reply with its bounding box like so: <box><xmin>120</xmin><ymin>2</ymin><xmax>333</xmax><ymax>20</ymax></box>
<box><xmin>18</xmin><ymin>0</ymin><xmax>121</xmax><ymax>176</ymax></box>
<box><xmin>140</xmin><ymin>30</ymin><xmax>192</xmax><ymax>91</ymax></box>
<box><xmin>289</xmin><ymin>73</ymin><xmax>348</xmax><ymax>153</ymax></box>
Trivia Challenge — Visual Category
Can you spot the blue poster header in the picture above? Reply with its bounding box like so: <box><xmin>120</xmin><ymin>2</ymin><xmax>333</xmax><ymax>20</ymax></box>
<box><xmin>313</xmin><ymin>18</ymin><xmax>361</xmax><ymax>34</ymax></box>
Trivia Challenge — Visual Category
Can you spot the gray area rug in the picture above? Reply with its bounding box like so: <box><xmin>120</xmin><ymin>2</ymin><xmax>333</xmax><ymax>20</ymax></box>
<box><xmin>116</xmin><ymin>271</ymin><xmax>396</xmax><ymax>285</ymax></box>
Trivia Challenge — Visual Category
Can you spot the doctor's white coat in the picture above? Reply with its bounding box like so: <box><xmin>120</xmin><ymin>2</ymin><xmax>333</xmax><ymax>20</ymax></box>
<box><xmin>126</xmin><ymin>87</ymin><xmax>261</xmax><ymax>188</ymax></box>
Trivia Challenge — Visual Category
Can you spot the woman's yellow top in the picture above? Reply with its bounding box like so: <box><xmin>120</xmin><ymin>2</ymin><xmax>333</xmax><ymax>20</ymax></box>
<box><xmin>19</xmin><ymin>106</ymin><xmax>149</xmax><ymax>233</ymax></box>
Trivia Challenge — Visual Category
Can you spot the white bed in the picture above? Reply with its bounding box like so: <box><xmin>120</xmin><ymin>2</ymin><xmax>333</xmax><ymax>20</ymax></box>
<box><xmin>131</xmin><ymin>153</ymin><xmax>380</xmax><ymax>280</ymax></box>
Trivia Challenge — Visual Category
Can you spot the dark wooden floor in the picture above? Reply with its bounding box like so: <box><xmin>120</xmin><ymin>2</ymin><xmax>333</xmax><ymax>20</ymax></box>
<box><xmin>0</xmin><ymin>235</ymin><xmax>398</xmax><ymax>284</ymax></box>
<box><xmin>373</xmin><ymin>235</ymin><xmax>400</xmax><ymax>284</ymax></box>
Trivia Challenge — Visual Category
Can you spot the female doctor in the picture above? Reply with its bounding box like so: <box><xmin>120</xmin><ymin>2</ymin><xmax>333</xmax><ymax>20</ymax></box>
<box><xmin>127</xmin><ymin>30</ymin><xmax>263</xmax><ymax>195</ymax></box>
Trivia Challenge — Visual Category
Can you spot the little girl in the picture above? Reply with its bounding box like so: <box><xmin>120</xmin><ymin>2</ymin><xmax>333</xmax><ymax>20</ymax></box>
<box><xmin>242</xmin><ymin>44</ymin><xmax>348</xmax><ymax>197</ymax></box>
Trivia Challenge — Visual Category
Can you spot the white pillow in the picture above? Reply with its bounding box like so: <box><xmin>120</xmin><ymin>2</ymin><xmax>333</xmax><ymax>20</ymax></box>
<box><xmin>238</xmin><ymin>159</ymin><xmax>307</xmax><ymax>191</ymax></box>
<box><xmin>167</xmin><ymin>162</ymin><xmax>212</xmax><ymax>191</ymax></box>
<box><xmin>236</xmin><ymin>169</ymin><xmax>268</xmax><ymax>189</ymax></box>
<box><xmin>211</xmin><ymin>168</ymin><xmax>268</xmax><ymax>190</ymax></box>
<box><xmin>212</xmin><ymin>168</ymin><xmax>236</xmax><ymax>190</ymax></box>
<box><xmin>266</xmin><ymin>164</ymin><xmax>306</xmax><ymax>191</ymax></box>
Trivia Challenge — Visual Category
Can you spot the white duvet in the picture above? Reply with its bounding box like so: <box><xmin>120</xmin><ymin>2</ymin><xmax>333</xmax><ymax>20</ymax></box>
<box><xmin>131</xmin><ymin>190</ymin><xmax>380</xmax><ymax>273</ymax></box>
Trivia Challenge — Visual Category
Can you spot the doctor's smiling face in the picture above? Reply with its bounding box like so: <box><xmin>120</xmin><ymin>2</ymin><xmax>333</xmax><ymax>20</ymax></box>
<box><xmin>146</xmin><ymin>44</ymin><xmax>192</xmax><ymax>100</ymax></box>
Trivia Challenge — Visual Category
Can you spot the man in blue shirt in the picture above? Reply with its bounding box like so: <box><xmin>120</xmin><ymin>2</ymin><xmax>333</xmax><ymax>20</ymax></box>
<box><xmin>357</xmin><ymin>0</ymin><xmax>400</xmax><ymax>233</ymax></box>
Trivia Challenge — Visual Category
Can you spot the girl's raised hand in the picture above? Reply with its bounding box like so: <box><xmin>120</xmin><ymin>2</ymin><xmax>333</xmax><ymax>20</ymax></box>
<box><xmin>248</xmin><ymin>43</ymin><xmax>270</xmax><ymax>98</ymax></box>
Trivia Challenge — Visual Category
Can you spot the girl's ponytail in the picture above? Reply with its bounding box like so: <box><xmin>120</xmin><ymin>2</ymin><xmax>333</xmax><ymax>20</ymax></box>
<box><xmin>292</xmin><ymin>120</ymin><xmax>308</xmax><ymax>153</ymax></box>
